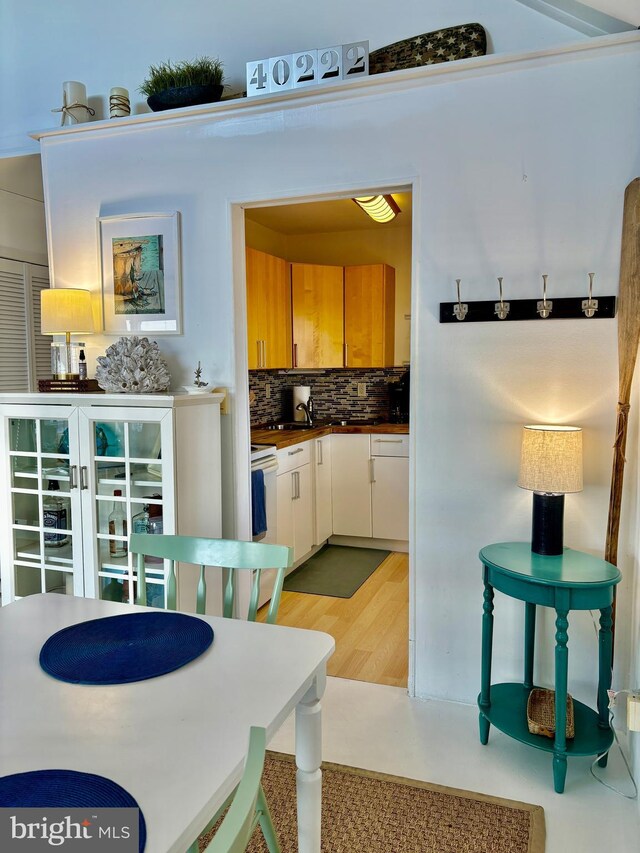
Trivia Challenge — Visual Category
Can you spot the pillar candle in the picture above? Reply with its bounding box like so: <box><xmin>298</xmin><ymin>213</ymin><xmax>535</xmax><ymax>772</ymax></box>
<box><xmin>109</xmin><ymin>87</ymin><xmax>130</xmax><ymax>119</ymax></box>
<box><xmin>62</xmin><ymin>81</ymin><xmax>89</xmax><ymax>125</ymax></box>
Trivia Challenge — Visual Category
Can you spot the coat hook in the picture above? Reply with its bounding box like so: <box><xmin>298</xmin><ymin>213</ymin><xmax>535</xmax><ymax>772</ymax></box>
<box><xmin>537</xmin><ymin>274</ymin><xmax>552</xmax><ymax>319</ymax></box>
<box><xmin>453</xmin><ymin>279</ymin><xmax>468</xmax><ymax>321</ymax></box>
<box><xmin>582</xmin><ymin>272</ymin><xmax>598</xmax><ymax>318</ymax></box>
<box><xmin>494</xmin><ymin>277</ymin><xmax>510</xmax><ymax>320</ymax></box>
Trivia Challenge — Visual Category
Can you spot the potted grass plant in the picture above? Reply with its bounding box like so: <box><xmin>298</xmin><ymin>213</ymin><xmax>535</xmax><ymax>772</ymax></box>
<box><xmin>140</xmin><ymin>56</ymin><xmax>225</xmax><ymax>112</ymax></box>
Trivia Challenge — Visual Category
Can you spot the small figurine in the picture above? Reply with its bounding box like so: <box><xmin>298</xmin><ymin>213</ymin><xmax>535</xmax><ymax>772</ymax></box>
<box><xmin>193</xmin><ymin>362</ymin><xmax>208</xmax><ymax>388</ymax></box>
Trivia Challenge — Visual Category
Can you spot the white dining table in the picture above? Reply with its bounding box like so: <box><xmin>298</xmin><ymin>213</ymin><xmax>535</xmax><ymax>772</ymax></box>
<box><xmin>0</xmin><ymin>594</ymin><xmax>335</xmax><ymax>852</ymax></box>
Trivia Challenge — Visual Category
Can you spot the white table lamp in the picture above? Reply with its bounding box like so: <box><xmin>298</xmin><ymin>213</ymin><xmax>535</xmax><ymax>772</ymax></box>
<box><xmin>41</xmin><ymin>288</ymin><xmax>94</xmax><ymax>379</ymax></box>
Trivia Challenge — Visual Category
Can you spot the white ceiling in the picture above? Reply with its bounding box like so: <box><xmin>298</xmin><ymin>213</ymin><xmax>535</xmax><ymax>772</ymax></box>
<box><xmin>245</xmin><ymin>192</ymin><xmax>412</xmax><ymax>235</ymax></box>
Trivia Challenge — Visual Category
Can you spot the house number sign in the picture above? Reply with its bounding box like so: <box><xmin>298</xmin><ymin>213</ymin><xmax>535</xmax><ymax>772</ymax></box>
<box><xmin>246</xmin><ymin>41</ymin><xmax>369</xmax><ymax>96</ymax></box>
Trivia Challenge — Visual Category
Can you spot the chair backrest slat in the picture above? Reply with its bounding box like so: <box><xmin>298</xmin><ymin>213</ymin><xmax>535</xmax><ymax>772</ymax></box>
<box><xmin>130</xmin><ymin>534</ymin><xmax>292</xmax><ymax>623</ymax></box>
<box><xmin>203</xmin><ymin>727</ymin><xmax>267</xmax><ymax>853</ymax></box>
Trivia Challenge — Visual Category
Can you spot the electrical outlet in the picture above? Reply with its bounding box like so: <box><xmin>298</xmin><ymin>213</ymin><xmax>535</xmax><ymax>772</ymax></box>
<box><xmin>357</xmin><ymin>383</ymin><xmax>367</xmax><ymax>398</ymax></box>
<box><xmin>628</xmin><ymin>692</ymin><xmax>640</xmax><ymax>732</ymax></box>
<box><xmin>265</xmin><ymin>384</ymin><xmax>271</xmax><ymax>399</ymax></box>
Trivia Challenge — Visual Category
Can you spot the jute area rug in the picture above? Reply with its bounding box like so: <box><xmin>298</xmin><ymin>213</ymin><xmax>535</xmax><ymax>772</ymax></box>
<box><xmin>200</xmin><ymin>752</ymin><xmax>545</xmax><ymax>853</ymax></box>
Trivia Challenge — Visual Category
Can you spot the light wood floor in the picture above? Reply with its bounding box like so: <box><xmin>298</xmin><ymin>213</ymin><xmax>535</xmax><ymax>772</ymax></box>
<box><xmin>257</xmin><ymin>551</ymin><xmax>408</xmax><ymax>688</ymax></box>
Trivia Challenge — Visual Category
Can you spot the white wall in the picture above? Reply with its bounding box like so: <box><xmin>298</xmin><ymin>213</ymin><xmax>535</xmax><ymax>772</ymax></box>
<box><xmin>245</xmin><ymin>219</ymin><xmax>413</xmax><ymax>364</ymax></box>
<box><xmin>0</xmin><ymin>0</ymin><xmax>587</xmax><ymax>157</ymax></box>
<box><xmin>0</xmin><ymin>155</ymin><xmax>47</xmax><ymax>265</ymax></box>
<box><xmin>38</xmin><ymin>36</ymin><xmax>640</xmax><ymax>720</ymax></box>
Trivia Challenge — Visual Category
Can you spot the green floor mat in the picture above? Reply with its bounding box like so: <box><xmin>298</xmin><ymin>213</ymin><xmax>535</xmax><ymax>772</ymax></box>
<box><xmin>283</xmin><ymin>545</ymin><xmax>390</xmax><ymax>598</ymax></box>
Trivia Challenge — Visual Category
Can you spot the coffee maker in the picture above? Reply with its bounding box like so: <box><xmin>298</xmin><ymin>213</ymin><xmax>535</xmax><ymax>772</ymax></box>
<box><xmin>388</xmin><ymin>370</ymin><xmax>410</xmax><ymax>423</ymax></box>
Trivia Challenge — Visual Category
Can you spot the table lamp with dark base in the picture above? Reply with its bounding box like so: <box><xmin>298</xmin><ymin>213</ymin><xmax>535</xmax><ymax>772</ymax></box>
<box><xmin>518</xmin><ymin>425</ymin><xmax>583</xmax><ymax>556</ymax></box>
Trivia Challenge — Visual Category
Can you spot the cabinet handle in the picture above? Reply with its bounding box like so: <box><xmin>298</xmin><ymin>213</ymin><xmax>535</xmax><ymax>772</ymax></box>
<box><xmin>256</xmin><ymin>340</ymin><xmax>262</xmax><ymax>368</ymax></box>
<box><xmin>317</xmin><ymin>439</ymin><xmax>323</xmax><ymax>466</ymax></box>
<box><xmin>296</xmin><ymin>470</ymin><xmax>301</xmax><ymax>499</ymax></box>
<box><xmin>369</xmin><ymin>458</ymin><xmax>376</xmax><ymax>483</ymax></box>
<box><xmin>288</xmin><ymin>447</ymin><xmax>304</xmax><ymax>456</ymax></box>
<box><xmin>80</xmin><ymin>465</ymin><xmax>88</xmax><ymax>490</ymax></box>
<box><xmin>293</xmin><ymin>343</ymin><xmax>298</xmax><ymax>368</ymax></box>
<box><xmin>291</xmin><ymin>471</ymin><xmax>300</xmax><ymax>500</ymax></box>
<box><xmin>69</xmin><ymin>465</ymin><xmax>78</xmax><ymax>490</ymax></box>
<box><xmin>344</xmin><ymin>342</ymin><xmax>349</xmax><ymax>367</ymax></box>
<box><xmin>374</xmin><ymin>439</ymin><xmax>404</xmax><ymax>443</ymax></box>
<box><xmin>262</xmin><ymin>340</ymin><xmax>267</xmax><ymax>367</ymax></box>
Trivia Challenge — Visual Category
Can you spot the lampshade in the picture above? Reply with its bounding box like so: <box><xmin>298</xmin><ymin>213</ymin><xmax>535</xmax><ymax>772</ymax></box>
<box><xmin>518</xmin><ymin>425</ymin><xmax>583</xmax><ymax>494</ymax></box>
<box><xmin>41</xmin><ymin>288</ymin><xmax>94</xmax><ymax>335</ymax></box>
<box><xmin>352</xmin><ymin>194</ymin><xmax>401</xmax><ymax>223</ymax></box>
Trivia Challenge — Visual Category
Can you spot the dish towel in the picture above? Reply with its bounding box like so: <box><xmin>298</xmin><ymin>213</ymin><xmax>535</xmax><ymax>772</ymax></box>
<box><xmin>251</xmin><ymin>468</ymin><xmax>267</xmax><ymax>537</ymax></box>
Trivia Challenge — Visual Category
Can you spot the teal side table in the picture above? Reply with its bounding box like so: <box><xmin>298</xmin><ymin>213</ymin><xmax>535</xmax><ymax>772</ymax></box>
<box><xmin>478</xmin><ymin>542</ymin><xmax>621</xmax><ymax>793</ymax></box>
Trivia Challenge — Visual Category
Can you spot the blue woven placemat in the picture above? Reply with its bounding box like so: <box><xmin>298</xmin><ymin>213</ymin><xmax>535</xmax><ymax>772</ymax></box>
<box><xmin>40</xmin><ymin>612</ymin><xmax>214</xmax><ymax>685</ymax></box>
<box><xmin>0</xmin><ymin>769</ymin><xmax>146</xmax><ymax>851</ymax></box>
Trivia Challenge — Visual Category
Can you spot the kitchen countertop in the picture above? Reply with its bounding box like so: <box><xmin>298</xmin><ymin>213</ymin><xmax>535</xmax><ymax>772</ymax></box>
<box><xmin>251</xmin><ymin>422</ymin><xmax>409</xmax><ymax>450</ymax></box>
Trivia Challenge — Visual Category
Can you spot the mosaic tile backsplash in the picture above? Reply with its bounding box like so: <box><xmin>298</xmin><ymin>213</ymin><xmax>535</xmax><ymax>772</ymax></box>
<box><xmin>249</xmin><ymin>367</ymin><xmax>408</xmax><ymax>425</ymax></box>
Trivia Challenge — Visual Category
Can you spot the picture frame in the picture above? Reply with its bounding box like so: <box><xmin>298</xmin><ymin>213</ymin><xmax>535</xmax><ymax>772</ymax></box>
<box><xmin>98</xmin><ymin>212</ymin><xmax>182</xmax><ymax>334</ymax></box>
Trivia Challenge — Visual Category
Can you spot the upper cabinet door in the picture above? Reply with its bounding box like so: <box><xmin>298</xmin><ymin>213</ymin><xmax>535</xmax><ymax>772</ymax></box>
<box><xmin>291</xmin><ymin>263</ymin><xmax>344</xmax><ymax>368</ymax></box>
<box><xmin>246</xmin><ymin>247</ymin><xmax>292</xmax><ymax>369</ymax></box>
<box><xmin>344</xmin><ymin>264</ymin><xmax>396</xmax><ymax>367</ymax></box>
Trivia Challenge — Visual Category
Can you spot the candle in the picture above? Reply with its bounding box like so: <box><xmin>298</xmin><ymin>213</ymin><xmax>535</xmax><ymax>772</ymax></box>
<box><xmin>62</xmin><ymin>81</ymin><xmax>89</xmax><ymax>125</ymax></box>
<box><xmin>109</xmin><ymin>87</ymin><xmax>130</xmax><ymax>119</ymax></box>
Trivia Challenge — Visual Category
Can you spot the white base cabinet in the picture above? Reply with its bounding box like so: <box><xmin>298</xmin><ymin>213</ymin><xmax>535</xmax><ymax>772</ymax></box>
<box><xmin>330</xmin><ymin>433</ymin><xmax>409</xmax><ymax>542</ymax></box>
<box><xmin>330</xmin><ymin>434</ymin><xmax>372</xmax><ymax>537</ymax></box>
<box><xmin>314</xmin><ymin>434</ymin><xmax>332</xmax><ymax>545</ymax></box>
<box><xmin>0</xmin><ymin>392</ymin><xmax>223</xmax><ymax>612</ymax></box>
<box><xmin>276</xmin><ymin>440</ymin><xmax>313</xmax><ymax>563</ymax></box>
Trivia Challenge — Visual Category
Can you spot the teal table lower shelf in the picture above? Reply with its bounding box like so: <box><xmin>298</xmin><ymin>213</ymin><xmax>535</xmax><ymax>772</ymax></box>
<box><xmin>478</xmin><ymin>683</ymin><xmax>613</xmax><ymax>757</ymax></box>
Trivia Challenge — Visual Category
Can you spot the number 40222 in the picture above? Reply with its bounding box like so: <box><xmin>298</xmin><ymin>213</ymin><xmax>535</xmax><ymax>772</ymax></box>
<box><xmin>246</xmin><ymin>41</ymin><xmax>369</xmax><ymax>96</ymax></box>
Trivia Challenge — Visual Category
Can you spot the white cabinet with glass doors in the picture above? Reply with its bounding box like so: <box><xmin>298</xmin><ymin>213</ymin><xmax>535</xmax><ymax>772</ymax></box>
<box><xmin>0</xmin><ymin>393</ymin><xmax>223</xmax><ymax>611</ymax></box>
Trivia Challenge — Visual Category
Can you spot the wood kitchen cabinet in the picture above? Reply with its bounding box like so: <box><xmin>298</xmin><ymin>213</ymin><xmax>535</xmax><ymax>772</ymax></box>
<box><xmin>291</xmin><ymin>262</ymin><xmax>344</xmax><ymax>368</ymax></box>
<box><xmin>344</xmin><ymin>264</ymin><xmax>396</xmax><ymax>367</ymax></box>
<box><xmin>246</xmin><ymin>247</ymin><xmax>292</xmax><ymax>369</ymax></box>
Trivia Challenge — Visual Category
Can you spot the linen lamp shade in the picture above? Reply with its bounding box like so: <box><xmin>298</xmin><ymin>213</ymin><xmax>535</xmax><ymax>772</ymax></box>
<box><xmin>517</xmin><ymin>425</ymin><xmax>583</xmax><ymax>556</ymax></box>
<box><xmin>518</xmin><ymin>425</ymin><xmax>583</xmax><ymax>495</ymax></box>
<box><xmin>41</xmin><ymin>289</ymin><xmax>94</xmax><ymax>336</ymax></box>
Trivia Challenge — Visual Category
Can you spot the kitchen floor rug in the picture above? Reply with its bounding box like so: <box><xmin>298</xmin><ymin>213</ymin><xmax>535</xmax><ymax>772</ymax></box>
<box><xmin>199</xmin><ymin>752</ymin><xmax>545</xmax><ymax>853</ymax></box>
<box><xmin>282</xmin><ymin>545</ymin><xmax>390</xmax><ymax>598</ymax></box>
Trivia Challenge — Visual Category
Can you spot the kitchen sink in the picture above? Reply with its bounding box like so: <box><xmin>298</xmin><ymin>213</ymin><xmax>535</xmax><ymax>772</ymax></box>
<box><xmin>264</xmin><ymin>422</ymin><xmax>314</xmax><ymax>431</ymax></box>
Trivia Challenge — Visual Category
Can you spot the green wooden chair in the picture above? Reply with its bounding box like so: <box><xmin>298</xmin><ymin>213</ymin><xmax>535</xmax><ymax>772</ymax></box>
<box><xmin>129</xmin><ymin>534</ymin><xmax>292</xmax><ymax>623</ymax></box>
<box><xmin>129</xmin><ymin>534</ymin><xmax>291</xmax><ymax>853</ymax></box>
<box><xmin>195</xmin><ymin>727</ymin><xmax>278</xmax><ymax>853</ymax></box>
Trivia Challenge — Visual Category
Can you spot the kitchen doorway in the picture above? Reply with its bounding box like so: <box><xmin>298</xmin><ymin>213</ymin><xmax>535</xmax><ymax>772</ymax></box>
<box><xmin>240</xmin><ymin>190</ymin><xmax>413</xmax><ymax>690</ymax></box>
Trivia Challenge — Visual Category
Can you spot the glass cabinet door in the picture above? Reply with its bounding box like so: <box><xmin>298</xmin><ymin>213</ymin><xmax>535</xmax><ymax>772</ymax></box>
<box><xmin>2</xmin><ymin>407</ymin><xmax>83</xmax><ymax>601</ymax></box>
<box><xmin>79</xmin><ymin>407</ymin><xmax>175</xmax><ymax>609</ymax></box>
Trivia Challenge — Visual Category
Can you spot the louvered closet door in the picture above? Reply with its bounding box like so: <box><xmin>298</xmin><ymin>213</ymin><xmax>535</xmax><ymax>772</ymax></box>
<box><xmin>25</xmin><ymin>264</ymin><xmax>51</xmax><ymax>387</ymax></box>
<box><xmin>0</xmin><ymin>259</ymin><xmax>50</xmax><ymax>391</ymax></box>
<box><xmin>0</xmin><ymin>258</ymin><xmax>30</xmax><ymax>391</ymax></box>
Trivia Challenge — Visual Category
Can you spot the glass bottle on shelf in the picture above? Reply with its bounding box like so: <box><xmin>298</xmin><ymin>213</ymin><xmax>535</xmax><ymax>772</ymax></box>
<box><xmin>43</xmin><ymin>480</ymin><xmax>69</xmax><ymax>547</ymax></box>
<box><xmin>132</xmin><ymin>504</ymin><xmax>150</xmax><ymax>534</ymax></box>
<box><xmin>108</xmin><ymin>489</ymin><xmax>128</xmax><ymax>558</ymax></box>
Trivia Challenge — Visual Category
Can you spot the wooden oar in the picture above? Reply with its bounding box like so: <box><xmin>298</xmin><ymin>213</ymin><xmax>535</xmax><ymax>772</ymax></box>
<box><xmin>605</xmin><ymin>177</ymin><xmax>640</xmax><ymax>658</ymax></box>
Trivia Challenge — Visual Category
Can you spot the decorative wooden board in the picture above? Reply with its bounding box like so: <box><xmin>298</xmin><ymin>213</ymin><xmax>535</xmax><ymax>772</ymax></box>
<box><xmin>369</xmin><ymin>23</ymin><xmax>487</xmax><ymax>75</ymax></box>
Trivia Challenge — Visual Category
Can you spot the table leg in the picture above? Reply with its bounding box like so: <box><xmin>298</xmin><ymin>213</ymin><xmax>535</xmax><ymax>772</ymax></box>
<box><xmin>479</xmin><ymin>566</ymin><xmax>494</xmax><ymax>745</ymax></box>
<box><xmin>524</xmin><ymin>602</ymin><xmax>536</xmax><ymax>690</ymax></box>
<box><xmin>295</xmin><ymin>668</ymin><xmax>326</xmax><ymax>853</ymax></box>
<box><xmin>597</xmin><ymin>605</ymin><xmax>613</xmax><ymax>768</ymax></box>
<box><xmin>553</xmin><ymin>597</ymin><xmax>569</xmax><ymax>794</ymax></box>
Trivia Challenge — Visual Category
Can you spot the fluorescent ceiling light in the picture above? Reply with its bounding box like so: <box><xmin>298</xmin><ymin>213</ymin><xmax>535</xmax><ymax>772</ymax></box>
<box><xmin>353</xmin><ymin>194</ymin><xmax>401</xmax><ymax>223</ymax></box>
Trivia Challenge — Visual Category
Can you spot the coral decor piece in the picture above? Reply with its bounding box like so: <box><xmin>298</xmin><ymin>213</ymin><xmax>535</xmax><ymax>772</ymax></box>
<box><xmin>95</xmin><ymin>337</ymin><xmax>171</xmax><ymax>393</ymax></box>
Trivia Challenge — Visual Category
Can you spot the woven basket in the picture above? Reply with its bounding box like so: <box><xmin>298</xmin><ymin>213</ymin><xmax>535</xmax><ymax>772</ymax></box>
<box><xmin>527</xmin><ymin>688</ymin><xmax>575</xmax><ymax>739</ymax></box>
